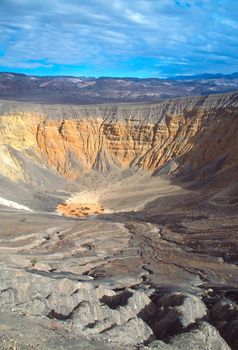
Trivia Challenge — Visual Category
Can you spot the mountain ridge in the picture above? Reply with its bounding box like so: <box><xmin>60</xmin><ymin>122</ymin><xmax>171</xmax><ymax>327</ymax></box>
<box><xmin>1</xmin><ymin>71</ymin><xmax>238</xmax><ymax>105</ymax></box>
<box><xmin>1</xmin><ymin>71</ymin><xmax>238</xmax><ymax>79</ymax></box>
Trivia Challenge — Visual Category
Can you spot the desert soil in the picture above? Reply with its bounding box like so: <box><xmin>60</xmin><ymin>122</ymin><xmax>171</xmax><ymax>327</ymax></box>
<box><xmin>0</xmin><ymin>172</ymin><xmax>237</xmax><ymax>349</ymax></box>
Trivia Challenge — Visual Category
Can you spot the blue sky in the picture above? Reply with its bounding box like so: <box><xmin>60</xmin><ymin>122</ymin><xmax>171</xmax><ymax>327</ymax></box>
<box><xmin>0</xmin><ymin>0</ymin><xmax>237</xmax><ymax>77</ymax></box>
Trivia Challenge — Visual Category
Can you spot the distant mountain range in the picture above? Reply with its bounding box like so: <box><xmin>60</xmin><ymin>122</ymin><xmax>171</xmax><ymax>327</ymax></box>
<box><xmin>169</xmin><ymin>72</ymin><xmax>238</xmax><ymax>81</ymax></box>
<box><xmin>0</xmin><ymin>71</ymin><xmax>238</xmax><ymax>104</ymax></box>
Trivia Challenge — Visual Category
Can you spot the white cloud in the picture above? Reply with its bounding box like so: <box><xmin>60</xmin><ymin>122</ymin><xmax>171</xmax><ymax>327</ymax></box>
<box><xmin>0</xmin><ymin>0</ymin><xmax>237</xmax><ymax>76</ymax></box>
<box><xmin>124</xmin><ymin>9</ymin><xmax>147</xmax><ymax>24</ymax></box>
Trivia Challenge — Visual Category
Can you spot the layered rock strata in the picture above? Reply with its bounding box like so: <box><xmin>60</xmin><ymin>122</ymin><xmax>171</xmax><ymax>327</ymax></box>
<box><xmin>0</xmin><ymin>92</ymin><xmax>237</xmax><ymax>184</ymax></box>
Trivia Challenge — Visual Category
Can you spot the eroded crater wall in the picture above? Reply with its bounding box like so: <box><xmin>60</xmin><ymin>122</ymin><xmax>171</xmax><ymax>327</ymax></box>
<box><xmin>0</xmin><ymin>93</ymin><xmax>237</xmax><ymax>183</ymax></box>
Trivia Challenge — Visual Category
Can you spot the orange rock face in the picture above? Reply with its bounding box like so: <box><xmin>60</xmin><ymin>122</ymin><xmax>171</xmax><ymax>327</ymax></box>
<box><xmin>35</xmin><ymin>118</ymin><xmax>103</xmax><ymax>178</ymax></box>
<box><xmin>0</xmin><ymin>94</ymin><xmax>237</xmax><ymax>183</ymax></box>
<box><xmin>32</xmin><ymin>112</ymin><xmax>207</xmax><ymax>178</ymax></box>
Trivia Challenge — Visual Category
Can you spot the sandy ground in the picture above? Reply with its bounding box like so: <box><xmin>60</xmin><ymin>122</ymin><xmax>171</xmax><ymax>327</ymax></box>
<box><xmin>57</xmin><ymin>201</ymin><xmax>105</xmax><ymax>218</ymax></box>
<box><xmin>56</xmin><ymin>173</ymin><xmax>184</xmax><ymax>218</ymax></box>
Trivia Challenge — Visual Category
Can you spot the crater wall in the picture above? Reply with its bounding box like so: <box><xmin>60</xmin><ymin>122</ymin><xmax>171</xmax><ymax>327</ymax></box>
<box><xmin>0</xmin><ymin>92</ymin><xmax>237</xmax><ymax>184</ymax></box>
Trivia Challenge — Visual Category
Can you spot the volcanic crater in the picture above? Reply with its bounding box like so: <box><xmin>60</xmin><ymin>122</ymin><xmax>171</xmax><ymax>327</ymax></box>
<box><xmin>0</xmin><ymin>93</ymin><xmax>238</xmax><ymax>350</ymax></box>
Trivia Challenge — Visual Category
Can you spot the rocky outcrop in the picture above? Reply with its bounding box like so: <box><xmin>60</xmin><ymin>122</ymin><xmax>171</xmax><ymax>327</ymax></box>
<box><xmin>145</xmin><ymin>322</ymin><xmax>231</xmax><ymax>350</ymax></box>
<box><xmin>1</xmin><ymin>261</ymin><xmax>233</xmax><ymax>349</ymax></box>
<box><xmin>0</xmin><ymin>264</ymin><xmax>154</xmax><ymax>346</ymax></box>
<box><xmin>210</xmin><ymin>298</ymin><xmax>238</xmax><ymax>349</ymax></box>
<box><xmin>148</xmin><ymin>293</ymin><xmax>207</xmax><ymax>339</ymax></box>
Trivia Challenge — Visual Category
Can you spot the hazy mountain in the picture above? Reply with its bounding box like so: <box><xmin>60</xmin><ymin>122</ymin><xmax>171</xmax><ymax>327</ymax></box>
<box><xmin>169</xmin><ymin>72</ymin><xmax>238</xmax><ymax>80</ymax></box>
<box><xmin>0</xmin><ymin>71</ymin><xmax>238</xmax><ymax>104</ymax></box>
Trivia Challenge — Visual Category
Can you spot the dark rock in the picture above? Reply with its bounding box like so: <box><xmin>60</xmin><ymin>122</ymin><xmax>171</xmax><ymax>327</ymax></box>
<box><xmin>150</xmin><ymin>293</ymin><xmax>207</xmax><ymax>339</ymax></box>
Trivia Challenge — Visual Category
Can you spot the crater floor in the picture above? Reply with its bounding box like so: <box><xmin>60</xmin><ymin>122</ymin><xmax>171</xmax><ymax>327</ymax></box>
<box><xmin>0</xmin><ymin>172</ymin><xmax>238</xmax><ymax>350</ymax></box>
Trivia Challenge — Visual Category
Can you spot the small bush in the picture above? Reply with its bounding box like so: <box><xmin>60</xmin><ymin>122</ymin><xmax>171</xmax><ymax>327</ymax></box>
<box><xmin>30</xmin><ymin>257</ymin><xmax>38</xmax><ymax>267</ymax></box>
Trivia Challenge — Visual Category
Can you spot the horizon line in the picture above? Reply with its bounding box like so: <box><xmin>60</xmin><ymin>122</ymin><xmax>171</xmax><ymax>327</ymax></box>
<box><xmin>0</xmin><ymin>70</ymin><xmax>238</xmax><ymax>80</ymax></box>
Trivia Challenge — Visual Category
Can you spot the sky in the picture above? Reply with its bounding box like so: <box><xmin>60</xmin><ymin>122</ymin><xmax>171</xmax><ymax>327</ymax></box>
<box><xmin>0</xmin><ymin>0</ymin><xmax>237</xmax><ymax>78</ymax></box>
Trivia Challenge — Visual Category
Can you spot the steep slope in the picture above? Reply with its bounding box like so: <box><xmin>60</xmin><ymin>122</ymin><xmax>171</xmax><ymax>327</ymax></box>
<box><xmin>0</xmin><ymin>93</ymin><xmax>237</xmax><ymax>185</ymax></box>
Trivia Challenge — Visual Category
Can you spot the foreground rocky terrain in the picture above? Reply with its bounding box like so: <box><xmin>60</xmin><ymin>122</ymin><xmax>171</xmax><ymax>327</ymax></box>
<box><xmin>0</xmin><ymin>92</ymin><xmax>237</xmax><ymax>349</ymax></box>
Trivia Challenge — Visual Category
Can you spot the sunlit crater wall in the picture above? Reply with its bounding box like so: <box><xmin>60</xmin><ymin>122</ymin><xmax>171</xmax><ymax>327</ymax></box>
<box><xmin>0</xmin><ymin>93</ymin><xmax>237</xmax><ymax>184</ymax></box>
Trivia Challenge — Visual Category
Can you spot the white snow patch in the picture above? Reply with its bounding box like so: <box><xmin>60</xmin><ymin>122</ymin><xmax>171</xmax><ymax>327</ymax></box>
<box><xmin>0</xmin><ymin>197</ymin><xmax>32</xmax><ymax>212</ymax></box>
<box><xmin>3</xmin><ymin>73</ymin><xmax>14</xmax><ymax>78</ymax></box>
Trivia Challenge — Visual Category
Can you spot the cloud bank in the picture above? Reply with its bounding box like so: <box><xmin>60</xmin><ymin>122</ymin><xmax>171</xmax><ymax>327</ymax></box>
<box><xmin>0</xmin><ymin>0</ymin><xmax>237</xmax><ymax>77</ymax></box>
